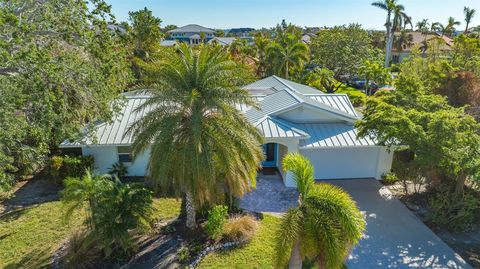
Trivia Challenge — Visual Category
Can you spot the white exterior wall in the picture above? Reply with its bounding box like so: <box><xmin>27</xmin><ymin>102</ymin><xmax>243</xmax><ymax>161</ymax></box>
<box><xmin>82</xmin><ymin>146</ymin><xmax>150</xmax><ymax>177</ymax></box>
<box><xmin>300</xmin><ymin>146</ymin><xmax>392</xmax><ymax>180</ymax></box>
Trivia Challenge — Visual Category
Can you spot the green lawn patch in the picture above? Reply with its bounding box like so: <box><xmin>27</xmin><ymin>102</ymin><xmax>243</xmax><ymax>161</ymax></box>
<box><xmin>198</xmin><ymin>214</ymin><xmax>281</xmax><ymax>269</ymax></box>
<box><xmin>0</xmin><ymin>198</ymin><xmax>181</xmax><ymax>269</ymax></box>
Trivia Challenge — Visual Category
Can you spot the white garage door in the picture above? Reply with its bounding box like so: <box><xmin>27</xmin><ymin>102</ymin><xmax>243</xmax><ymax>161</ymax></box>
<box><xmin>300</xmin><ymin>147</ymin><xmax>380</xmax><ymax>179</ymax></box>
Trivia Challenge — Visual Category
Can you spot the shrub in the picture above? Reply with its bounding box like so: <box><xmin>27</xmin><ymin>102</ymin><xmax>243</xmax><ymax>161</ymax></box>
<box><xmin>108</xmin><ymin>162</ymin><xmax>128</xmax><ymax>178</ymax></box>
<box><xmin>205</xmin><ymin>205</ymin><xmax>228</xmax><ymax>240</ymax></box>
<box><xmin>62</xmin><ymin>230</ymin><xmax>102</xmax><ymax>269</ymax></box>
<box><xmin>48</xmin><ymin>155</ymin><xmax>94</xmax><ymax>182</ymax></box>
<box><xmin>427</xmin><ymin>185</ymin><xmax>480</xmax><ymax>232</ymax></box>
<box><xmin>381</xmin><ymin>172</ymin><xmax>398</xmax><ymax>185</ymax></box>
<box><xmin>62</xmin><ymin>174</ymin><xmax>153</xmax><ymax>257</ymax></box>
<box><xmin>222</xmin><ymin>215</ymin><xmax>258</xmax><ymax>242</ymax></box>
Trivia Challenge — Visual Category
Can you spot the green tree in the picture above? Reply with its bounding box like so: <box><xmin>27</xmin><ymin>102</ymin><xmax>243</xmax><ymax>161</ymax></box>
<box><xmin>127</xmin><ymin>7</ymin><xmax>163</xmax><ymax>82</ymax></box>
<box><xmin>252</xmin><ymin>32</ymin><xmax>271</xmax><ymax>77</ymax></box>
<box><xmin>127</xmin><ymin>44</ymin><xmax>263</xmax><ymax>229</ymax></box>
<box><xmin>464</xmin><ymin>7</ymin><xmax>476</xmax><ymax>34</ymax></box>
<box><xmin>306</xmin><ymin>68</ymin><xmax>339</xmax><ymax>93</ymax></box>
<box><xmin>266</xmin><ymin>33</ymin><xmax>309</xmax><ymax>79</ymax></box>
<box><xmin>437</xmin><ymin>17</ymin><xmax>461</xmax><ymax>37</ymax></box>
<box><xmin>62</xmin><ymin>173</ymin><xmax>153</xmax><ymax>256</ymax></box>
<box><xmin>359</xmin><ymin>60</ymin><xmax>391</xmax><ymax>95</ymax></box>
<box><xmin>0</xmin><ymin>0</ymin><xmax>131</xmax><ymax>184</ymax></box>
<box><xmin>311</xmin><ymin>24</ymin><xmax>378</xmax><ymax>80</ymax></box>
<box><xmin>372</xmin><ymin>0</ymin><xmax>409</xmax><ymax>67</ymax></box>
<box><xmin>275</xmin><ymin>153</ymin><xmax>365</xmax><ymax>269</ymax></box>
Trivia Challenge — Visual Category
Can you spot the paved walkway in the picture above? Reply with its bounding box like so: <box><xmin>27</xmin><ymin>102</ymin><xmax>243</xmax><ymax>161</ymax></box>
<box><xmin>240</xmin><ymin>176</ymin><xmax>472</xmax><ymax>269</ymax></box>
<box><xmin>239</xmin><ymin>170</ymin><xmax>298</xmax><ymax>215</ymax></box>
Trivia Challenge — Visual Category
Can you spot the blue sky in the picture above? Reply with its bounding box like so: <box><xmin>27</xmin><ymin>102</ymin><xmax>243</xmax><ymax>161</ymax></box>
<box><xmin>105</xmin><ymin>0</ymin><xmax>480</xmax><ymax>30</ymax></box>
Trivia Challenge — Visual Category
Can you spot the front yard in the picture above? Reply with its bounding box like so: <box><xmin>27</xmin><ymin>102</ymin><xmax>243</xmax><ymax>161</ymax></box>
<box><xmin>198</xmin><ymin>214</ymin><xmax>281</xmax><ymax>269</ymax></box>
<box><xmin>0</xmin><ymin>180</ymin><xmax>181</xmax><ymax>269</ymax></box>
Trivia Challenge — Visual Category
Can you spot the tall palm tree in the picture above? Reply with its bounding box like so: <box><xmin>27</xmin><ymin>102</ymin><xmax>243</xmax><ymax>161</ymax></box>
<box><xmin>275</xmin><ymin>153</ymin><xmax>365</xmax><ymax>269</ymax></box>
<box><xmin>372</xmin><ymin>0</ymin><xmax>408</xmax><ymax>67</ymax></box>
<box><xmin>464</xmin><ymin>7</ymin><xmax>476</xmax><ymax>34</ymax></box>
<box><xmin>440</xmin><ymin>17</ymin><xmax>461</xmax><ymax>37</ymax></box>
<box><xmin>253</xmin><ymin>32</ymin><xmax>271</xmax><ymax>78</ymax></box>
<box><xmin>266</xmin><ymin>33</ymin><xmax>309</xmax><ymax>79</ymax></box>
<box><xmin>127</xmin><ymin>44</ymin><xmax>264</xmax><ymax>229</ymax></box>
<box><xmin>394</xmin><ymin>30</ymin><xmax>414</xmax><ymax>52</ymax></box>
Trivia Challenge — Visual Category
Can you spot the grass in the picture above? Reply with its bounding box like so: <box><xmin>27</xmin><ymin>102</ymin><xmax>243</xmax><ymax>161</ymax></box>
<box><xmin>0</xmin><ymin>198</ymin><xmax>181</xmax><ymax>269</ymax></box>
<box><xmin>198</xmin><ymin>214</ymin><xmax>281</xmax><ymax>269</ymax></box>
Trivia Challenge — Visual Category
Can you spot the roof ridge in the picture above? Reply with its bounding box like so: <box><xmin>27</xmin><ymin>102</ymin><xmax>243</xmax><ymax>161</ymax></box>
<box><xmin>272</xmin><ymin>75</ymin><xmax>300</xmax><ymax>93</ymax></box>
<box><xmin>255</xmin><ymin>116</ymin><xmax>309</xmax><ymax>137</ymax></box>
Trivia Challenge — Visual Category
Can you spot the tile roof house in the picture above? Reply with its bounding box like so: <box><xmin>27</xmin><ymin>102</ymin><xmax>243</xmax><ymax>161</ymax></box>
<box><xmin>392</xmin><ymin>31</ymin><xmax>453</xmax><ymax>64</ymax></box>
<box><xmin>167</xmin><ymin>24</ymin><xmax>215</xmax><ymax>45</ymax></box>
<box><xmin>60</xmin><ymin>76</ymin><xmax>393</xmax><ymax>187</ymax></box>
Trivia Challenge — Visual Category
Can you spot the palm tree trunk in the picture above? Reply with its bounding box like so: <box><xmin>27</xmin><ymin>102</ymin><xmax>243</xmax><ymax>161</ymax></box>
<box><xmin>285</xmin><ymin>62</ymin><xmax>289</xmax><ymax>79</ymax></box>
<box><xmin>288</xmin><ymin>240</ymin><xmax>302</xmax><ymax>269</ymax></box>
<box><xmin>185</xmin><ymin>191</ymin><xmax>197</xmax><ymax>229</ymax></box>
<box><xmin>465</xmin><ymin>23</ymin><xmax>470</xmax><ymax>34</ymax></box>
<box><xmin>385</xmin><ymin>32</ymin><xmax>394</xmax><ymax>67</ymax></box>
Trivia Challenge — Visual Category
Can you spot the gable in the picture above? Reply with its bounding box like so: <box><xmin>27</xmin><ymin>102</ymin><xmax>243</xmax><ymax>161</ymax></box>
<box><xmin>275</xmin><ymin>103</ymin><xmax>353</xmax><ymax>124</ymax></box>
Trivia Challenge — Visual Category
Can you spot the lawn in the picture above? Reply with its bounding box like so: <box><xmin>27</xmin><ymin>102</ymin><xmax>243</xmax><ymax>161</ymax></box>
<box><xmin>0</xmin><ymin>198</ymin><xmax>181</xmax><ymax>269</ymax></box>
<box><xmin>198</xmin><ymin>214</ymin><xmax>281</xmax><ymax>269</ymax></box>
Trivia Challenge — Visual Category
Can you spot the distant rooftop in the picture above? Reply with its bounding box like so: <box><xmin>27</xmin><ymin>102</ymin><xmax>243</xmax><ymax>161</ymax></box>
<box><xmin>168</xmin><ymin>24</ymin><xmax>215</xmax><ymax>33</ymax></box>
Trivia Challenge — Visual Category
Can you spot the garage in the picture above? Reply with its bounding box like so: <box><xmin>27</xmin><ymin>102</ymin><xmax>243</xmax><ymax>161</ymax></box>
<box><xmin>300</xmin><ymin>147</ymin><xmax>389</xmax><ymax>180</ymax></box>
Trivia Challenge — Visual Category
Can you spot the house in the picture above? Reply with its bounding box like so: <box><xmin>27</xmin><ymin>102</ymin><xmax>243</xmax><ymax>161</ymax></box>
<box><xmin>391</xmin><ymin>31</ymin><xmax>453</xmax><ymax>64</ymax></box>
<box><xmin>59</xmin><ymin>76</ymin><xmax>393</xmax><ymax>187</ymax></box>
<box><xmin>167</xmin><ymin>24</ymin><xmax>215</xmax><ymax>45</ymax></box>
<box><xmin>208</xmin><ymin>37</ymin><xmax>236</xmax><ymax>46</ymax></box>
<box><xmin>160</xmin><ymin>39</ymin><xmax>177</xmax><ymax>47</ymax></box>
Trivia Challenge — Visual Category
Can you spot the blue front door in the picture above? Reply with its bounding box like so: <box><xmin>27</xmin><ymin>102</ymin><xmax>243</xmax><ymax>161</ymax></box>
<box><xmin>262</xmin><ymin>143</ymin><xmax>277</xmax><ymax>167</ymax></box>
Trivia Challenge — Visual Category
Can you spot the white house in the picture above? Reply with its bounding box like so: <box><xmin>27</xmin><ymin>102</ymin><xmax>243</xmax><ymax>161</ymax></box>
<box><xmin>60</xmin><ymin>76</ymin><xmax>393</xmax><ymax>187</ymax></box>
<box><xmin>167</xmin><ymin>24</ymin><xmax>215</xmax><ymax>45</ymax></box>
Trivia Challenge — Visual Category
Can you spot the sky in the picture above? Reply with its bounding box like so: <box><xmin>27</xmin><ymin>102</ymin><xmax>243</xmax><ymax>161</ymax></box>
<box><xmin>104</xmin><ymin>0</ymin><xmax>480</xmax><ymax>30</ymax></box>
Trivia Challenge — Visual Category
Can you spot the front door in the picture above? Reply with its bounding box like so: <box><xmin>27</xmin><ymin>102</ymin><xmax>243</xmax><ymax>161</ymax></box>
<box><xmin>262</xmin><ymin>143</ymin><xmax>277</xmax><ymax>167</ymax></box>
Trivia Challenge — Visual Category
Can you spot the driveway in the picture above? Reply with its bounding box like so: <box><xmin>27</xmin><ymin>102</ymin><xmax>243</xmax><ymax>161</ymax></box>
<box><xmin>240</xmin><ymin>176</ymin><xmax>472</xmax><ymax>269</ymax></box>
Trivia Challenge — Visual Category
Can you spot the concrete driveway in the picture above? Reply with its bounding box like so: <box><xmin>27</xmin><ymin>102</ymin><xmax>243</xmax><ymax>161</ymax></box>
<box><xmin>324</xmin><ymin>179</ymin><xmax>472</xmax><ymax>269</ymax></box>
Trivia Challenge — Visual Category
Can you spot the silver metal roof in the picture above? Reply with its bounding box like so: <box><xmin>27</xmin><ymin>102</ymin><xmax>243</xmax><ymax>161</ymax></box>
<box><xmin>208</xmin><ymin>37</ymin><xmax>236</xmax><ymax>46</ymax></box>
<box><xmin>60</xmin><ymin>77</ymin><xmax>371</xmax><ymax>147</ymax></box>
<box><xmin>256</xmin><ymin>116</ymin><xmax>309</xmax><ymax>139</ymax></box>
<box><xmin>168</xmin><ymin>24</ymin><xmax>215</xmax><ymax>33</ymax></box>
<box><xmin>295</xmin><ymin>123</ymin><xmax>376</xmax><ymax>148</ymax></box>
<box><xmin>243</xmin><ymin>75</ymin><xmax>321</xmax><ymax>95</ymax></box>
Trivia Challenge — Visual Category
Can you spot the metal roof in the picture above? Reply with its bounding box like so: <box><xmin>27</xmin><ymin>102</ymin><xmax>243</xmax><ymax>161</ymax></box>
<box><xmin>168</xmin><ymin>24</ymin><xmax>215</xmax><ymax>33</ymax></box>
<box><xmin>305</xmin><ymin>94</ymin><xmax>359</xmax><ymax>118</ymax></box>
<box><xmin>208</xmin><ymin>37</ymin><xmax>236</xmax><ymax>46</ymax></box>
<box><xmin>295</xmin><ymin>123</ymin><xmax>376</xmax><ymax>148</ymax></box>
<box><xmin>243</xmin><ymin>75</ymin><xmax>321</xmax><ymax>95</ymax></box>
<box><xmin>245</xmin><ymin>90</ymin><xmax>300</xmax><ymax>123</ymax></box>
<box><xmin>255</xmin><ymin>116</ymin><xmax>309</xmax><ymax>138</ymax></box>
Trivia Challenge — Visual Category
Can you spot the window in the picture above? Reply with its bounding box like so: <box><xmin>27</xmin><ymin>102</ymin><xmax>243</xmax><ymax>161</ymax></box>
<box><xmin>117</xmin><ymin>146</ymin><xmax>132</xmax><ymax>163</ymax></box>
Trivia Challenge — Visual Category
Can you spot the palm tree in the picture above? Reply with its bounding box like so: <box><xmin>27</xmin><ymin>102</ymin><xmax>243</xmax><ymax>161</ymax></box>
<box><xmin>416</xmin><ymin>19</ymin><xmax>429</xmax><ymax>33</ymax></box>
<box><xmin>276</xmin><ymin>186</ymin><xmax>365</xmax><ymax>269</ymax></box>
<box><xmin>394</xmin><ymin>30</ymin><xmax>414</xmax><ymax>52</ymax></box>
<box><xmin>266</xmin><ymin>33</ymin><xmax>309</xmax><ymax>79</ymax></box>
<box><xmin>372</xmin><ymin>0</ymin><xmax>408</xmax><ymax>67</ymax></box>
<box><xmin>127</xmin><ymin>44</ymin><xmax>264</xmax><ymax>229</ymax></box>
<box><xmin>275</xmin><ymin>154</ymin><xmax>365</xmax><ymax>269</ymax></box>
<box><xmin>440</xmin><ymin>17</ymin><xmax>461</xmax><ymax>37</ymax></box>
<box><xmin>464</xmin><ymin>7</ymin><xmax>476</xmax><ymax>34</ymax></box>
<box><xmin>253</xmin><ymin>32</ymin><xmax>271</xmax><ymax>78</ymax></box>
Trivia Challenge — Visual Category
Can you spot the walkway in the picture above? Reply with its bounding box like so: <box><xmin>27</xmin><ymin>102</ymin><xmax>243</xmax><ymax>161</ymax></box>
<box><xmin>240</xmin><ymin>176</ymin><xmax>472</xmax><ymax>269</ymax></box>
<box><xmin>239</xmin><ymin>170</ymin><xmax>298</xmax><ymax>215</ymax></box>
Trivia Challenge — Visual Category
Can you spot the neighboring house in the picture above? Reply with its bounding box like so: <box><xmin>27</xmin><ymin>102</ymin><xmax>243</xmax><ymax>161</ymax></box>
<box><xmin>391</xmin><ymin>31</ymin><xmax>453</xmax><ymax>64</ymax></box>
<box><xmin>60</xmin><ymin>76</ymin><xmax>393</xmax><ymax>187</ymax></box>
<box><xmin>208</xmin><ymin>37</ymin><xmax>236</xmax><ymax>46</ymax></box>
<box><xmin>167</xmin><ymin>24</ymin><xmax>215</xmax><ymax>44</ymax></box>
<box><xmin>160</xmin><ymin>39</ymin><xmax>177</xmax><ymax>47</ymax></box>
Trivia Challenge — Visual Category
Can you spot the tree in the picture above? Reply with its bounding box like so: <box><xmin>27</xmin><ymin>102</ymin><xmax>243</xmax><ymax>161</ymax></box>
<box><xmin>306</xmin><ymin>68</ymin><xmax>339</xmax><ymax>93</ymax></box>
<box><xmin>62</xmin><ymin>173</ymin><xmax>153</xmax><ymax>256</ymax></box>
<box><xmin>252</xmin><ymin>32</ymin><xmax>271</xmax><ymax>77</ymax></box>
<box><xmin>372</xmin><ymin>0</ymin><xmax>409</xmax><ymax>67</ymax></box>
<box><xmin>464</xmin><ymin>7</ymin><xmax>476</xmax><ymax>34</ymax></box>
<box><xmin>127</xmin><ymin>44</ymin><xmax>264</xmax><ymax>229</ymax></box>
<box><xmin>356</xmin><ymin>57</ymin><xmax>480</xmax><ymax>195</ymax></box>
<box><xmin>275</xmin><ymin>154</ymin><xmax>364</xmax><ymax>269</ymax></box>
<box><xmin>311</xmin><ymin>24</ymin><xmax>377</xmax><ymax>80</ymax></box>
<box><xmin>266</xmin><ymin>33</ymin><xmax>309</xmax><ymax>79</ymax></box>
<box><xmin>127</xmin><ymin>8</ymin><xmax>163</xmax><ymax>82</ymax></box>
<box><xmin>0</xmin><ymin>0</ymin><xmax>131</xmax><ymax>186</ymax></box>
<box><xmin>359</xmin><ymin>60</ymin><xmax>390</xmax><ymax>95</ymax></box>
<box><xmin>393</xmin><ymin>30</ymin><xmax>414</xmax><ymax>52</ymax></box>
<box><xmin>438</xmin><ymin>17</ymin><xmax>461</xmax><ymax>37</ymax></box>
